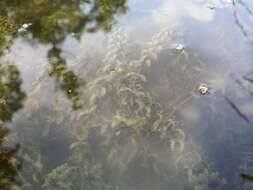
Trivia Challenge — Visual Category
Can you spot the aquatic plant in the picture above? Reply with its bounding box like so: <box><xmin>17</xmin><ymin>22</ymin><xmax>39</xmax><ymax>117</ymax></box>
<box><xmin>10</xmin><ymin>26</ymin><xmax>226</xmax><ymax>190</ymax></box>
<box><xmin>56</xmin><ymin>29</ymin><xmax>223</xmax><ymax>188</ymax></box>
<box><xmin>187</xmin><ymin>168</ymin><xmax>226</xmax><ymax>190</ymax></box>
<box><xmin>1</xmin><ymin>1</ymin><xmax>216</xmax><ymax>189</ymax></box>
<box><xmin>43</xmin><ymin>162</ymin><xmax>115</xmax><ymax>190</ymax></box>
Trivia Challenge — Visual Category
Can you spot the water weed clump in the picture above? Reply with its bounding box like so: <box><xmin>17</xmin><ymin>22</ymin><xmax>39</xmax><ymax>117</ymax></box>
<box><xmin>10</xmin><ymin>28</ymin><xmax>226</xmax><ymax>190</ymax></box>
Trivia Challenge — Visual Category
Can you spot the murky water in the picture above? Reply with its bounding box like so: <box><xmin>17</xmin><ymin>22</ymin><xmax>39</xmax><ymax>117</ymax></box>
<box><xmin>0</xmin><ymin>0</ymin><xmax>253</xmax><ymax>189</ymax></box>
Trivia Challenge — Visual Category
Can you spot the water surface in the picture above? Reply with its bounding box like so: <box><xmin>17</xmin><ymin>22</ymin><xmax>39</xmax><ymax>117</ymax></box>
<box><xmin>0</xmin><ymin>0</ymin><xmax>253</xmax><ymax>189</ymax></box>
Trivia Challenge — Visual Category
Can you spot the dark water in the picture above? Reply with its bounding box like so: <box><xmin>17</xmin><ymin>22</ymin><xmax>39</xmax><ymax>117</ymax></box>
<box><xmin>0</xmin><ymin>0</ymin><xmax>253</xmax><ymax>189</ymax></box>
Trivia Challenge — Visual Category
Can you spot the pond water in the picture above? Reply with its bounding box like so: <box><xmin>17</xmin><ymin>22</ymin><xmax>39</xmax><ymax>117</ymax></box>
<box><xmin>0</xmin><ymin>0</ymin><xmax>253</xmax><ymax>189</ymax></box>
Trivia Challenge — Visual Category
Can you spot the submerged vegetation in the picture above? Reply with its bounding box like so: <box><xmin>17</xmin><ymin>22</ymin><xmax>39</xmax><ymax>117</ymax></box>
<box><xmin>0</xmin><ymin>2</ymin><xmax>226</xmax><ymax>186</ymax></box>
<box><xmin>6</xmin><ymin>27</ymin><xmax>226</xmax><ymax>190</ymax></box>
<box><xmin>1</xmin><ymin>0</ymin><xmax>252</xmax><ymax>189</ymax></box>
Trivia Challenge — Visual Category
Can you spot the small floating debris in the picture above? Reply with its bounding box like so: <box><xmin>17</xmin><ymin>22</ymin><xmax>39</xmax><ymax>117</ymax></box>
<box><xmin>170</xmin><ymin>43</ymin><xmax>185</xmax><ymax>51</ymax></box>
<box><xmin>240</xmin><ymin>173</ymin><xmax>253</xmax><ymax>182</ymax></box>
<box><xmin>22</xmin><ymin>23</ymin><xmax>32</xmax><ymax>29</ymax></box>
<box><xmin>175</xmin><ymin>44</ymin><xmax>184</xmax><ymax>51</ymax></box>
<box><xmin>18</xmin><ymin>23</ymin><xmax>32</xmax><ymax>33</ymax></box>
<box><xmin>0</xmin><ymin>98</ymin><xmax>6</xmax><ymax>105</ymax></box>
<box><xmin>115</xmin><ymin>130</ymin><xmax>121</xmax><ymax>136</ymax></box>
<box><xmin>205</xmin><ymin>0</ymin><xmax>232</xmax><ymax>10</ymax></box>
<box><xmin>206</xmin><ymin>4</ymin><xmax>216</xmax><ymax>10</ymax></box>
<box><xmin>198</xmin><ymin>84</ymin><xmax>209</xmax><ymax>95</ymax></box>
<box><xmin>168</xmin><ymin>43</ymin><xmax>185</xmax><ymax>52</ymax></box>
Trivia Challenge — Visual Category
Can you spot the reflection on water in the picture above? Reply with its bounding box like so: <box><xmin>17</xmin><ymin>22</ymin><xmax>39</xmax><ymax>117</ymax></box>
<box><xmin>0</xmin><ymin>126</ymin><xmax>21</xmax><ymax>189</ymax></box>
<box><xmin>0</xmin><ymin>0</ymin><xmax>127</xmax><ymax>189</ymax></box>
<box><xmin>0</xmin><ymin>0</ymin><xmax>128</xmax><ymax>109</ymax></box>
<box><xmin>0</xmin><ymin>0</ymin><xmax>253</xmax><ymax>189</ymax></box>
<box><xmin>0</xmin><ymin>64</ymin><xmax>24</xmax><ymax>189</ymax></box>
<box><xmin>232</xmin><ymin>0</ymin><xmax>253</xmax><ymax>47</ymax></box>
<box><xmin>0</xmin><ymin>64</ymin><xmax>25</xmax><ymax>123</ymax></box>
